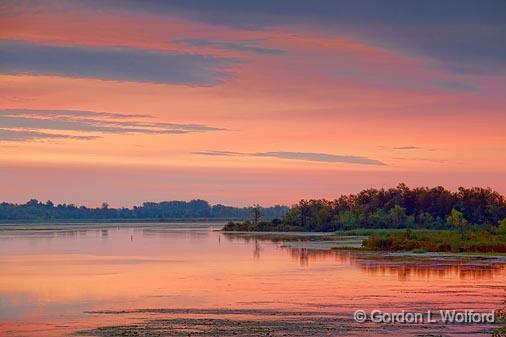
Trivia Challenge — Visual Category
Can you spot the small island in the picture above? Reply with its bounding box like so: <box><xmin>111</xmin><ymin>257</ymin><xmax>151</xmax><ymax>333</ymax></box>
<box><xmin>223</xmin><ymin>184</ymin><xmax>506</xmax><ymax>254</ymax></box>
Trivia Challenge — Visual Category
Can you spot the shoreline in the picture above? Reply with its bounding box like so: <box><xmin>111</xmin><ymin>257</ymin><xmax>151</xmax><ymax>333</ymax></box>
<box><xmin>223</xmin><ymin>230</ymin><xmax>506</xmax><ymax>259</ymax></box>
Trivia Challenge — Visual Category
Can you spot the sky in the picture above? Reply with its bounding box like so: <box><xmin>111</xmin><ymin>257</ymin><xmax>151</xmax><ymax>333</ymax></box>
<box><xmin>0</xmin><ymin>0</ymin><xmax>505</xmax><ymax>207</ymax></box>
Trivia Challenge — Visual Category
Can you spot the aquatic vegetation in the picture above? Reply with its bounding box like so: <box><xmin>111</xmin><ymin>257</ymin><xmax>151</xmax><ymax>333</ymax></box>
<box><xmin>362</xmin><ymin>229</ymin><xmax>506</xmax><ymax>253</ymax></box>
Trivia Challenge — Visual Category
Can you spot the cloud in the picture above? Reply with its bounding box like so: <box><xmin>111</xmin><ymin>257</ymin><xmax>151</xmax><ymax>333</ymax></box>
<box><xmin>192</xmin><ymin>150</ymin><xmax>241</xmax><ymax>156</ymax></box>
<box><xmin>0</xmin><ymin>109</ymin><xmax>226</xmax><ymax>142</ymax></box>
<box><xmin>332</xmin><ymin>68</ymin><xmax>483</xmax><ymax>93</ymax></box>
<box><xmin>393</xmin><ymin>146</ymin><xmax>421</xmax><ymax>150</ymax></box>
<box><xmin>103</xmin><ymin>1</ymin><xmax>505</xmax><ymax>26</ymax></box>
<box><xmin>1</xmin><ymin>109</ymin><xmax>151</xmax><ymax>119</ymax></box>
<box><xmin>436</xmin><ymin>81</ymin><xmax>480</xmax><ymax>92</ymax></box>
<box><xmin>103</xmin><ymin>1</ymin><xmax>506</xmax><ymax>74</ymax></box>
<box><xmin>0</xmin><ymin>129</ymin><xmax>98</xmax><ymax>142</ymax></box>
<box><xmin>392</xmin><ymin>157</ymin><xmax>447</xmax><ymax>163</ymax></box>
<box><xmin>193</xmin><ymin>150</ymin><xmax>385</xmax><ymax>165</ymax></box>
<box><xmin>375</xmin><ymin>27</ymin><xmax>506</xmax><ymax>75</ymax></box>
<box><xmin>171</xmin><ymin>38</ymin><xmax>286</xmax><ymax>55</ymax></box>
<box><xmin>0</xmin><ymin>40</ymin><xmax>239</xmax><ymax>85</ymax></box>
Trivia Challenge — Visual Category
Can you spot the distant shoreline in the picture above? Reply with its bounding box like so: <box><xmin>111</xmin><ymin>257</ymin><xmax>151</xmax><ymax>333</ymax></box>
<box><xmin>0</xmin><ymin>218</ymin><xmax>237</xmax><ymax>225</ymax></box>
<box><xmin>0</xmin><ymin>220</ymin><xmax>231</xmax><ymax>231</ymax></box>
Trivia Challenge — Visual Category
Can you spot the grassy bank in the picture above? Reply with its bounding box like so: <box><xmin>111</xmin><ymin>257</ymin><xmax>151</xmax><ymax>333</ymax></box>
<box><xmin>222</xmin><ymin>220</ymin><xmax>305</xmax><ymax>232</ymax></box>
<box><xmin>362</xmin><ymin>229</ymin><xmax>506</xmax><ymax>253</ymax></box>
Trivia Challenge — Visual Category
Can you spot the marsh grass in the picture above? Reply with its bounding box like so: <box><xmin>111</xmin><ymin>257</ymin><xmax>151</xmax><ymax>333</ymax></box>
<box><xmin>362</xmin><ymin>229</ymin><xmax>506</xmax><ymax>253</ymax></box>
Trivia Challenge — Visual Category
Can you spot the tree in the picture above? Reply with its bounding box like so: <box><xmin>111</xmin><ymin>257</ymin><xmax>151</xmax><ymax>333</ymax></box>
<box><xmin>299</xmin><ymin>200</ymin><xmax>309</xmax><ymax>227</ymax></box>
<box><xmin>336</xmin><ymin>210</ymin><xmax>358</xmax><ymax>229</ymax></box>
<box><xmin>447</xmin><ymin>208</ymin><xmax>468</xmax><ymax>240</ymax></box>
<box><xmin>387</xmin><ymin>205</ymin><xmax>407</xmax><ymax>228</ymax></box>
<box><xmin>498</xmin><ymin>218</ymin><xmax>506</xmax><ymax>235</ymax></box>
<box><xmin>252</xmin><ymin>204</ymin><xmax>262</xmax><ymax>225</ymax></box>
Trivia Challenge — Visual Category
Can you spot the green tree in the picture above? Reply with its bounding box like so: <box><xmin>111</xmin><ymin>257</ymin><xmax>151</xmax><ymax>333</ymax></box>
<box><xmin>447</xmin><ymin>208</ymin><xmax>468</xmax><ymax>240</ymax></box>
<box><xmin>498</xmin><ymin>218</ymin><xmax>506</xmax><ymax>234</ymax></box>
<box><xmin>387</xmin><ymin>205</ymin><xmax>407</xmax><ymax>227</ymax></box>
<box><xmin>369</xmin><ymin>209</ymin><xmax>388</xmax><ymax>227</ymax></box>
<box><xmin>336</xmin><ymin>210</ymin><xmax>358</xmax><ymax>229</ymax></box>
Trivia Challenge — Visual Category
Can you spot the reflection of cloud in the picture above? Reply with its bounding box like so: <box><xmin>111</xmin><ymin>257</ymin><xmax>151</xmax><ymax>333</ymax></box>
<box><xmin>194</xmin><ymin>150</ymin><xmax>385</xmax><ymax>165</ymax></box>
<box><xmin>172</xmin><ymin>38</ymin><xmax>286</xmax><ymax>55</ymax></box>
<box><xmin>0</xmin><ymin>109</ymin><xmax>225</xmax><ymax>142</ymax></box>
<box><xmin>0</xmin><ymin>40</ymin><xmax>238</xmax><ymax>85</ymax></box>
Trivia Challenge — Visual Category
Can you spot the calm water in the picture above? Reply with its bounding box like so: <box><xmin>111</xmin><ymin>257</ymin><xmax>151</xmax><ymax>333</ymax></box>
<box><xmin>0</xmin><ymin>223</ymin><xmax>504</xmax><ymax>337</ymax></box>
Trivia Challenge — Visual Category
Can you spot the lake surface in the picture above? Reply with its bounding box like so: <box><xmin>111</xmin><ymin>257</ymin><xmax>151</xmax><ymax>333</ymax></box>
<box><xmin>0</xmin><ymin>223</ymin><xmax>504</xmax><ymax>337</ymax></box>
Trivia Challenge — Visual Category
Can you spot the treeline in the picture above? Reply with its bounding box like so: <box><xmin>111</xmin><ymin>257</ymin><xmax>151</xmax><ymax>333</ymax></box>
<box><xmin>225</xmin><ymin>184</ymin><xmax>506</xmax><ymax>232</ymax></box>
<box><xmin>0</xmin><ymin>199</ymin><xmax>288</xmax><ymax>222</ymax></box>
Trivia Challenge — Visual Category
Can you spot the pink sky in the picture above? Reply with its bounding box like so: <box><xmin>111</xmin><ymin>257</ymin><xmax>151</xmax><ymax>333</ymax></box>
<box><xmin>1</xmin><ymin>2</ymin><xmax>505</xmax><ymax>206</ymax></box>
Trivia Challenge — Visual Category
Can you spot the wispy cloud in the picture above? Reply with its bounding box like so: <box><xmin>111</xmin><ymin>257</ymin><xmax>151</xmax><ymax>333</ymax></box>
<box><xmin>393</xmin><ymin>146</ymin><xmax>421</xmax><ymax>150</ymax></box>
<box><xmin>193</xmin><ymin>150</ymin><xmax>385</xmax><ymax>165</ymax></box>
<box><xmin>1</xmin><ymin>109</ymin><xmax>151</xmax><ymax>119</ymax></box>
<box><xmin>436</xmin><ymin>80</ymin><xmax>480</xmax><ymax>92</ymax></box>
<box><xmin>392</xmin><ymin>157</ymin><xmax>447</xmax><ymax>163</ymax></box>
<box><xmin>0</xmin><ymin>129</ymin><xmax>98</xmax><ymax>142</ymax></box>
<box><xmin>193</xmin><ymin>150</ymin><xmax>241</xmax><ymax>156</ymax></box>
<box><xmin>0</xmin><ymin>109</ymin><xmax>225</xmax><ymax>142</ymax></box>
<box><xmin>0</xmin><ymin>40</ymin><xmax>239</xmax><ymax>85</ymax></box>
<box><xmin>172</xmin><ymin>38</ymin><xmax>286</xmax><ymax>55</ymax></box>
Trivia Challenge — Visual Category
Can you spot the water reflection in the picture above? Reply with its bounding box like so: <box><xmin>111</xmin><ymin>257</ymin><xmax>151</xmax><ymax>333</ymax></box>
<box><xmin>222</xmin><ymin>232</ymin><xmax>506</xmax><ymax>280</ymax></box>
<box><xmin>358</xmin><ymin>259</ymin><xmax>506</xmax><ymax>281</ymax></box>
<box><xmin>223</xmin><ymin>232</ymin><xmax>336</xmax><ymax>244</ymax></box>
<box><xmin>287</xmin><ymin>248</ymin><xmax>350</xmax><ymax>266</ymax></box>
<box><xmin>280</xmin><ymin>245</ymin><xmax>506</xmax><ymax>280</ymax></box>
<box><xmin>253</xmin><ymin>239</ymin><xmax>262</xmax><ymax>260</ymax></box>
<box><xmin>1</xmin><ymin>227</ymin><xmax>504</xmax><ymax>283</ymax></box>
<box><xmin>141</xmin><ymin>228</ymin><xmax>210</xmax><ymax>240</ymax></box>
<box><xmin>0</xmin><ymin>224</ymin><xmax>505</xmax><ymax>337</ymax></box>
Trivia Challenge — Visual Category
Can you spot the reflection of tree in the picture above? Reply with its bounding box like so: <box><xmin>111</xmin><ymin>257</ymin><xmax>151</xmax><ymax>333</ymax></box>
<box><xmin>253</xmin><ymin>239</ymin><xmax>261</xmax><ymax>260</ymax></box>
<box><xmin>222</xmin><ymin>232</ymin><xmax>335</xmax><ymax>243</ymax></box>
<box><xmin>225</xmin><ymin>232</ymin><xmax>506</xmax><ymax>280</ymax></box>
<box><xmin>353</xmin><ymin>258</ymin><xmax>505</xmax><ymax>281</ymax></box>
<box><xmin>288</xmin><ymin>248</ymin><xmax>355</xmax><ymax>267</ymax></box>
<box><xmin>284</xmin><ymin>246</ymin><xmax>505</xmax><ymax>280</ymax></box>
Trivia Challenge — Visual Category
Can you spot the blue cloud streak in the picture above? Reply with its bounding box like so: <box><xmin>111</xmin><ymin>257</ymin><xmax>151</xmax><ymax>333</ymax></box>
<box><xmin>107</xmin><ymin>0</ymin><xmax>506</xmax><ymax>74</ymax></box>
<box><xmin>194</xmin><ymin>150</ymin><xmax>385</xmax><ymax>166</ymax></box>
<box><xmin>0</xmin><ymin>40</ymin><xmax>238</xmax><ymax>85</ymax></box>
<box><xmin>172</xmin><ymin>38</ymin><xmax>286</xmax><ymax>55</ymax></box>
